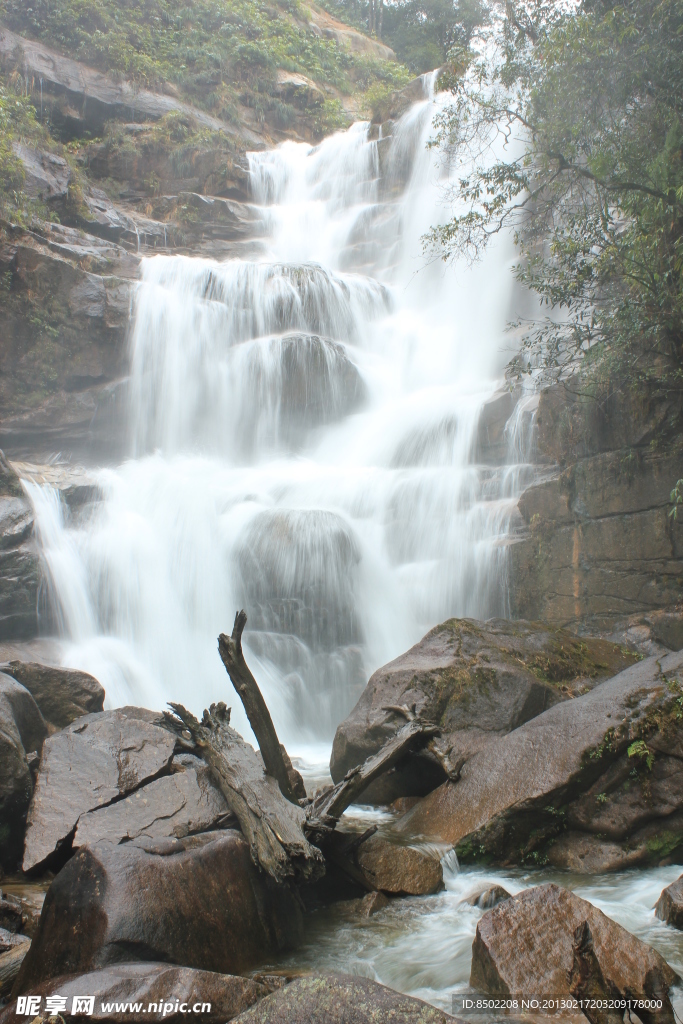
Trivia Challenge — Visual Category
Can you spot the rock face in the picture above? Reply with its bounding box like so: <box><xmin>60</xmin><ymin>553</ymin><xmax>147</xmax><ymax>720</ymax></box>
<box><xmin>0</xmin><ymin>453</ymin><xmax>43</xmax><ymax>641</ymax></box>
<box><xmin>656</xmin><ymin>876</ymin><xmax>683</xmax><ymax>929</ymax></box>
<box><xmin>1</xmin><ymin>962</ymin><xmax>271</xmax><ymax>1022</ymax></box>
<box><xmin>0</xmin><ymin>674</ymin><xmax>47</xmax><ymax>871</ymax></box>
<box><xmin>14</xmin><ymin>831</ymin><xmax>304</xmax><ymax>993</ymax></box>
<box><xmin>509</xmin><ymin>382</ymin><xmax>683</xmax><ymax>629</ymax></box>
<box><xmin>355</xmin><ymin>835</ymin><xmax>443</xmax><ymax>896</ymax></box>
<box><xmin>1</xmin><ymin>662</ymin><xmax>104</xmax><ymax>730</ymax></box>
<box><xmin>470</xmin><ymin>884</ymin><xmax>677</xmax><ymax>1023</ymax></box>
<box><xmin>0</xmin><ymin>229</ymin><xmax>137</xmax><ymax>459</ymax></box>
<box><xmin>13</xmin><ymin>145</ymin><xmax>72</xmax><ymax>203</ymax></box>
<box><xmin>232</xmin><ymin>973</ymin><xmax>459</xmax><ymax>1024</ymax></box>
<box><xmin>0</xmin><ymin>28</ymin><xmax>258</xmax><ymax>142</ymax></box>
<box><xmin>331</xmin><ymin>617</ymin><xmax>636</xmax><ymax>803</ymax></box>
<box><xmin>73</xmin><ymin>754</ymin><xmax>230</xmax><ymax>848</ymax></box>
<box><xmin>22</xmin><ymin>708</ymin><xmax>176</xmax><ymax>872</ymax></box>
<box><xmin>397</xmin><ymin>650</ymin><xmax>683</xmax><ymax>868</ymax></box>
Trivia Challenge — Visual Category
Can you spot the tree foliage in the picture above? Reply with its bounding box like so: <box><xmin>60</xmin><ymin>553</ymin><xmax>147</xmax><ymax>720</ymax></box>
<box><xmin>429</xmin><ymin>0</ymin><xmax>683</xmax><ymax>398</ymax></box>
<box><xmin>319</xmin><ymin>0</ymin><xmax>488</xmax><ymax>72</ymax></box>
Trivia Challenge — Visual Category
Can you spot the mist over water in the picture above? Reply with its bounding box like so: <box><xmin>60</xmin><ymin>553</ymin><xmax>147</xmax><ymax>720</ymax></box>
<box><xmin>29</xmin><ymin>75</ymin><xmax>533</xmax><ymax>745</ymax></box>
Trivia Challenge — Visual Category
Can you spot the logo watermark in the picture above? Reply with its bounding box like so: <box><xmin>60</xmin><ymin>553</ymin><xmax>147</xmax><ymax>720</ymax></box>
<box><xmin>15</xmin><ymin>996</ymin><xmax>211</xmax><ymax>1017</ymax></box>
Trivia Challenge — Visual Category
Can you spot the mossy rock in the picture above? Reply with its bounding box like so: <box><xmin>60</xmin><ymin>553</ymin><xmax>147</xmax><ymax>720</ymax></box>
<box><xmin>331</xmin><ymin>616</ymin><xmax>638</xmax><ymax>800</ymax></box>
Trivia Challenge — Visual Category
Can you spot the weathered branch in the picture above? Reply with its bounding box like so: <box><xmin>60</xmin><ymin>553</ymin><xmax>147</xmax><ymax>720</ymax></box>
<box><xmin>165</xmin><ymin>701</ymin><xmax>324</xmax><ymax>886</ymax></box>
<box><xmin>307</xmin><ymin>720</ymin><xmax>439</xmax><ymax>831</ymax></box>
<box><xmin>218</xmin><ymin>611</ymin><xmax>305</xmax><ymax>804</ymax></box>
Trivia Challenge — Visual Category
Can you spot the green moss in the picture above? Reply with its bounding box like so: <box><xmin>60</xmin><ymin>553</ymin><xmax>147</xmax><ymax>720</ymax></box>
<box><xmin>646</xmin><ymin>830</ymin><xmax>683</xmax><ymax>861</ymax></box>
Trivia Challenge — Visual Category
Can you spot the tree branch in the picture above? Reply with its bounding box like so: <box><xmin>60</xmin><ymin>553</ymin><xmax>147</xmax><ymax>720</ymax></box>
<box><xmin>218</xmin><ymin>611</ymin><xmax>305</xmax><ymax>804</ymax></box>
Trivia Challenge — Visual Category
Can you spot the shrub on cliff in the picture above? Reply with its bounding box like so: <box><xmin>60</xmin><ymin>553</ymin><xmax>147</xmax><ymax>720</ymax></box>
<box><xmin>428</xmin><ymin>0</ymin><xmax>683</xmax><ymax>407</ymax></box>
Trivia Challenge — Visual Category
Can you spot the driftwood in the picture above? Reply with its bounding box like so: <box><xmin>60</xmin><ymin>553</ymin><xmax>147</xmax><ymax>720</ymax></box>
<box><xmin>306</xmin><ymin>719</ymin><xmax>439</xmax><ymax>832</ymax></box>
<box><xmin>218</xmin><ymin>611</ymin><xmax>305</xmax><ymax>804</ymax></box>
<box><xmin>171</xmin><ymin>610</ymin><xmax>441</xmax><ymax>890</ymax></box>
<box><xmin>0</xmin><ymin>941</ymin><xmax>30</xmax><ymax>997</ymax></box>
<box><xmin>568</xmin><ymin>922</ymin><xmax>624</xmax><ymax>1024</ymax></box>
<box><xmin>164</xmin><ymin>701</ymin><xmax>324</xmax><ymax>886</ymax></box>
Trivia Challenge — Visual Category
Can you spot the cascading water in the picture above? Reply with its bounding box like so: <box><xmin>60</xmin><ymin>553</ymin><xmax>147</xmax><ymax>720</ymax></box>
<box><xmin>29</xmin><ymin>75</ymin><xmax>532</xmax><ymax>745</ymax></box>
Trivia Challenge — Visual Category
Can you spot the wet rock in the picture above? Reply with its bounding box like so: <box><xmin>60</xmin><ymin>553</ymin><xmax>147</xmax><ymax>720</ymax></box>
<box><xmin>0</xmin><ymin>498</ymin><xmax>33</xmax><ymax>551</ymax></box>
<box><xmin>331</xmin><ymin>617</ymin><xmax>636</xmax><ymax>803</ymax></box>
<box><xmin>12</xmin><ymin>145</ymin><xmax>72</xmax><ymax>203</ymax></box>
<box><xmin>0</xmin><ymin>453</ymin><xmax>23</xmax><ymax>499</ymax></box>
<box><xmin>0</xmin><ymin>546</ymin><xmax>43</xmax><ymax>642</ymax></box>
<box><xmin>397</xmin><ymin>650</ymin><xmax>683</xmax><ymax>865</ymax></box>
<box><xmin>73</xmin><ymin>754</ymin><xmax>231</xmax><ymax>848</ymax></box>
<box><xmin>22</xmin><ymin>708</ymin><xmax>176</xmax><ymax>872</ymax></box>
<box><xmin>358</xmin><ymin>891</ymin><xmax>390</xmax><ymax>916</ymax></box>
<box><xmin>0</xmin><ymin>675</ymin><xmax>47</xmax><ymax>871</ymax></box>
<box><xmin>14</xmin><ymin>830</ymin><xmax>304</xmax><ymax>992</ymax></box>
<box><xmin>470</xmin><ymin>883</ymin><xmax>677</xmax><ymax>1022</ymax></box>
<box><xmin>356</xmin><ymin>835</ymin><xmax>443</xmax><ymax>896</ymax></box>
<box><xmin>0</xmin><ymin>962</ymin><xmax>272</xmax><ymax>1022</ymax></box>
<box><xmin>2</xmin><ymin>662</ymin><xmax>104</xmax><ymax>730</ymax></box>
<box><xmin>656</xmin><ymin>876</ymin><xmax>683</xmax><ymax>929</ymax></box>
<box><xmin>463</xmin><ymin>886</ymin><xmax>510</xmax><ymax>910</ymax></box>
<box><xmin>232</xmin><ymin>973</ymin><xmax>459</xmax><ymax>1024</ymax></box>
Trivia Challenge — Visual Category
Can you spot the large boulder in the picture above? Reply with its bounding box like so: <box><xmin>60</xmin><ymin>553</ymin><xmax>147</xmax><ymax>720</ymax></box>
<box><xmin>470</xmin><ymin>883</ymin><xmax>677</xmax><ymax>1023</ymax></box>
<box><xmin>2</xmin><ymin>662</ymin><xmax>104</xmax><ymax>730</ymax></box>
<box><xmin>656</xmin><ymin>875</ymin><xmax>683</xmax><ymax>929</ymax></box>
<box><xmin>0</xmin><ymin>675</ymin><xmax>47</xmax><ymax>871</ymax></box>
<box><xmin>331</xmin><ymin>618</ymin><xmax>636</xmax><ymax>803</ymax></box>
<box><xmin>14</xmin><ymin>831</ymin><xmax>304</xmax><ymax>993</ymax></box>
<box><xmin>73</xmin><ymin>754</ymin><xmax>230</xmax><ymax>848</ymax></box>
<box><xmin>1</xmin><ymin>962</ymin><xmax>272</xmax><ymax>1022</ymax></box>
<box><xmin>22</xmin><ymin>708</ymin><xmax>176</xmax><ymax>872</ymax></box>
<box><xmin>232</xmin><ymin>973</ymin><xmax>460</xmax><ymax>1024</ymax></box>
<box><xmin>396</xmin><ymin>650</ymin><xmax>683</xmax><ymax>868</ymax></box>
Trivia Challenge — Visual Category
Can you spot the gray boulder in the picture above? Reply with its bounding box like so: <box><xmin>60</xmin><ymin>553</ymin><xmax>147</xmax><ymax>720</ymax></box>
<box><xmin>0</xmin><ymin>675</ymin><xmax>47</xmax><ymax>871</ymax></box>
<box><xmin>2</xmin><ymin>661</ymin><xmax>105</xmax><ymax>730</ymax></box>
<box><xmin>1</xmin><ymin>962</ymin><xmax>272</xmax><ymax>1022</ymax></box>
<box><xmin>396</xmin><ymin>650</ymin><xmax>683</xmax><ymax>868</ymax></box>
<box><xmin>331</xmin><ymin>617</ymin><xmax>636</xmax><ymax>803</ymax></box>
<box><xmin>471</xmin><ymin>883</ymin><xmax>677</xmax><ymax>1024</ymax></box>
<box><xmin>232</xmin><ymin>973</ymin><xmax>460</xmax><ymax>1024</ymax></box>
<box><xmin>14</xmin><ymin>831</ymin><xmax>303</xmax><ymax>992</ymax></box>
<box><xmin>22</xmin><ymin>708</ymin><xmax>176</xmax><ymax>872</ymax></box>
<box><xmin>355</xmin><ymin>834</ymin><xmax>443</xmax><ymax>896</ymax></box>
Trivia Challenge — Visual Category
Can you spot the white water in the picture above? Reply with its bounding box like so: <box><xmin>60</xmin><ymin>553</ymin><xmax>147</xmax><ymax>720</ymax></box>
<box><xmin>29</xmin><ymin>75</ymin><xmax>533</xmax><ymax>744</ymax></box>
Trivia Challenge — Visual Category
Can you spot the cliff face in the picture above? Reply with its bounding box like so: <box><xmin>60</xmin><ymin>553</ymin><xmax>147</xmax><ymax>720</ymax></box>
<box><xmin>0</xmin><ymin>9</ymin><xmax>406</xmax><ymax>457</ymax></box>
<box><xmin>508</xmin><ymin>382</ymin><xmax>683</xmax><ymax>641</ymax></box>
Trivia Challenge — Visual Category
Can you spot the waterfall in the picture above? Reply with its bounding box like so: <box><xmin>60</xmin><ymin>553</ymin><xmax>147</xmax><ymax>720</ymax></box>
<box><xmin>29</xmin><ymin>79</ymin><xmax>533</xmax><ymax>744</ymax></box>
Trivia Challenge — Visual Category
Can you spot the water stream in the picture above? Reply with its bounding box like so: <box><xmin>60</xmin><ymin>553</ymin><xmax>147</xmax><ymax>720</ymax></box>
<box><xmin>22</xmin><ymin>76</ymin><xmax>683</xmax><ymax>1015</ymax></box>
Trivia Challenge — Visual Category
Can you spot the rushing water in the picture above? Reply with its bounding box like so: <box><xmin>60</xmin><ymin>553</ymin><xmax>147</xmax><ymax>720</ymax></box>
<box><xmin>27</xmin><ymin>74</ymin><xmax>535</xmax><ymax>744</ymax></box>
